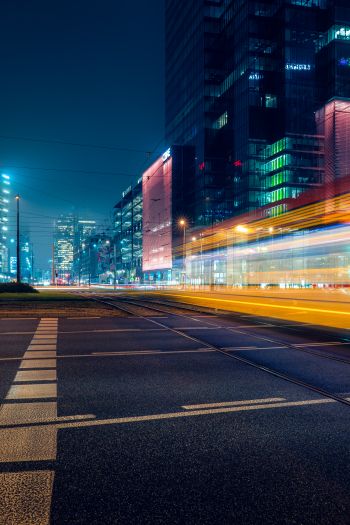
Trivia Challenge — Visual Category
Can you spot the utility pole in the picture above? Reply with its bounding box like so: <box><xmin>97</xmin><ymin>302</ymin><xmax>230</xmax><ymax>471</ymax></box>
<box><xmin>210</xmin><ymin>209</ymin><xmax>214</xmax><ymax>290</ymax></box>
<box><xmin>88</xmin><ymin>243</ymin><xmax>91</xmax><ymax>288</ymax></box>
<box><xmin>113</xmin><ymin>242</ymin><xmax>117</xmax><ymax>290</ymax></box>
<box><xmin>15</xmin><ymin>195</ymin><xmax>21</xmax><ymax>284</ymax></box>
<box><xmin>31</xmin><ymin>243</ymin><xmax>34</xmax><ymax>284</ymax></box>
<box><xmin>52</xmin><ymin>243</ymin><xmax>56</xmax><ymax>286</ymax></box>
<box><xmin>179</xmin><ymin>219</ymin><xmax>187</xmax><ymax>288</ymax></box>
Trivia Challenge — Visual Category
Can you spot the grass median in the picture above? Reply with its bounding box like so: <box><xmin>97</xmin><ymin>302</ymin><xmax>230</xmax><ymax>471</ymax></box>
<box><xmin>0</xmin><ymin>291</ymin><xmax>126</xmax><ymax>317</ymax></box>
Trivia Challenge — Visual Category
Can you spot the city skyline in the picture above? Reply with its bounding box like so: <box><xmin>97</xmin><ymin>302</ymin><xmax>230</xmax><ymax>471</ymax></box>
<box><xmin>1</xmin><ymin>0</ymin><xmax>164</xmax><ymax>268</ymax></box>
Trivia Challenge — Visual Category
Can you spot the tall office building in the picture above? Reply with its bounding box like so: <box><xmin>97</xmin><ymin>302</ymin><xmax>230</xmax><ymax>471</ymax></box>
<box><xmin>19</xmin><ymin>234</ymin><xmax>33</xmax><ymax>283</ymax></box>
<box><xmin>165</xmin><ymin>1</ymin><xmax>350</xmax><ymax>224</ymax></box>
<box><xmin>165</xmin><ymin>1</ymin><xmax>234</xmax><ymax>227</ymax></box>
<box><xmin>315</xmin><ymin>1</ymin><xmax>350</xmax><ymax>198</ymax></box>
<box><xmin>142</xmin><ymin>145</ymin><xmax>195</xmax><ymax>283</ymax></box>
<box><xmin>0</xmin><ymin>174</ymin><xmax>10</xmax><ymax>278</ymax></box>
<box><xmin>76</xmin><ymin>220</ymin><xmax>96</xmax><ymax>249</ymax></box>
<box><xmin>54</xmin><ymin>214</ymin><xmax>76</xmax><ymax>280</ymax></box>
<box><xmin>113</xmin><ymin>179</ymin><xmax>143</xmax><ymax>282</ymax></box>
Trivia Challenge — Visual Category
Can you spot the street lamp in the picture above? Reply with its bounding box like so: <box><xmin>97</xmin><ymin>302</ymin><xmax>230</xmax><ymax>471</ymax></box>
<box><xmin>179</xmin><ymin>219</ymin><xmax>187</xmax><ymax>288</ymax></box>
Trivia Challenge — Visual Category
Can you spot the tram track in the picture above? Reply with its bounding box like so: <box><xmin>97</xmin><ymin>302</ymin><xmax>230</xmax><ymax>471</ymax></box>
<box><xmin>109</xmin><ymin>295</ymin><xmax>350</xmax><ymax>368</ymax></box>
<box><xmin>89</xmin><ymin>294</ymin><xmax>350</xmax><ymax>408</ymax></box>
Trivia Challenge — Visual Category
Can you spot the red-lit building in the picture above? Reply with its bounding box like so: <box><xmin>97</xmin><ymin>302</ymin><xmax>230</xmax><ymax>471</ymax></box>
<box><xmin>142</xmin><ymin>146</ymin><xmax>195</xmax><ymax>283</ymax></box>
<box><xmin>316</xmin><ymin>99</ymin><xmax>350</xmax><ymax>201</ymax></box>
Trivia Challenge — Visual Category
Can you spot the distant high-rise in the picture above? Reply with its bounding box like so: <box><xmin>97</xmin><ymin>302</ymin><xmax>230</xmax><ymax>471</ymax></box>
<box><xmin>0</xmin><ymin>174</ymin><xmax>10</xmax><ymax>278</ymax></box>
<box><xmin>76</xmin><ymin>220</ymin><xmax>96</xmax><ymax>249</ymax></box>
<box><xmin>20</xmin><ymin>235</ymin><xmax>33</xmax><ymax>283</ymax></box>
<box><xmin>54</xmin><ymin>214</ymin><xmax>76</xmax><ymax>280</ymax></box>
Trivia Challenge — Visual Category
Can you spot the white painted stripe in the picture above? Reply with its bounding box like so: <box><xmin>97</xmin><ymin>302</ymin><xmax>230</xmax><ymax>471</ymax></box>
<box><xmin>0</xmin><ymin>402</ymin><xmax>57</xmax><ymax>425</ymax></box>
<box><xmin>91</xmin><ymin>349</ymin><xmax>215</xmax><ymax>357</ymax></box>
<box><xmin>24</xmin><ymin>351</ymin><xmax>57</xmax><ymax>358</ymax></box>
<box><xmin>6</xmin><ymin>383</ymin><xmax>57</xmax><ymax>399</ymax></box>
<box><xmin>0</xmin><ymin>316</ymin><xmax>58</xmax><ymax>523</ymax></box>
<box><xmin>54</xmin><ymin>398</ymin><xmax>335</xmax><ymax>430</ymax></box>
<box><xmin>29</xmin><ymin>340</ymin><xmax>57</xmax><ymax>344</ymax></box>
<box><xmin>20</xmin><ymin>359</ymin><xmax>56</xmax><ymax>369</ymax></box>
<box><xmin>182</xmin><ymin>397</ymin><xmax>285</xmax><ymax>410</ymax></box>
<box><xmin>32</xmin><ymin>334</ymin><xmax>57</xmax><ymax>339</ymax></box>
<box><xmin>67</xmin><ymin>316</ymin><xmax>101</xmax><ymax>319</ymax></box>
<box><xmin>167</xmin><ymin>326</ymin><xmax>218</xmax><ymax>330</ymax></box>
<box><xmin>14</xmin><ymin>370</ymin><xmax>57</xmax><ymax>382</ymax></box>
<box><xmin>0</xmin><ymin>470</ymin><xmax>54</xmax><ymax>524</ymax></box>
<box><xmin>0</xmin><ymin>427</ymin><xmax>57</xmax><ymax>461</ymax></box>
<box><xmin>0</xmin><ymin>317</ymin><xmax>38</xmax><ymax>320</ymax></box>
<box><xmin>294</xmin><ymin>341</ymin><xmax>348</xmax><ymax>347</ymax></box>
<box><xmin>223</xmin><ymin>346</ymin><xmax>287</xmax><ymax>351</ymax></box>
<box><xmin>59</xmin><ymin>328</ymin><xmax>167</xmax><ymax>334</ymax></box>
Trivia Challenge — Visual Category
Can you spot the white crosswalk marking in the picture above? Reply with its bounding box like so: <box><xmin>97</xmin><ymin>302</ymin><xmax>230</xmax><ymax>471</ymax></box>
<box><xmin>0</xmin><ymin>318</ymin><xmax>58</xmax><ymax>524</ymax></box>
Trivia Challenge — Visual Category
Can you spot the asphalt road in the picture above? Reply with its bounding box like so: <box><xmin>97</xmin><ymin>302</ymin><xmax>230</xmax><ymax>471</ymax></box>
<box><xmin>1</xmin><ymin>303</ymin><xmax>350</xmax><ymax>524</ymax></box>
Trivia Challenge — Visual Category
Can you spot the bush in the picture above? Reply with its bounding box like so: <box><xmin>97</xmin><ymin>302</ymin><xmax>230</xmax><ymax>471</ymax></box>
<box><xmin>0</xmin><ymin>282</ymin><xmax>38</xmax><ymax>293</ymax></box>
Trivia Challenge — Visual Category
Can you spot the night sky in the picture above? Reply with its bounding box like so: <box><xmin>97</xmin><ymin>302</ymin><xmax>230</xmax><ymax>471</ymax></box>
<box><xmin>1</xmin><ymin>0</ymin><xmax>164</xmax><ymax>267</ymax></box>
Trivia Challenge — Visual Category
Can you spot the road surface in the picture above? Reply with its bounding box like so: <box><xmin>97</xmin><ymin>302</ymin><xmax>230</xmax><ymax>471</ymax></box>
<box><xmin>1</xmin><ymin>296</ymin><xmax>350</xmax><ymax>524</ymax></box>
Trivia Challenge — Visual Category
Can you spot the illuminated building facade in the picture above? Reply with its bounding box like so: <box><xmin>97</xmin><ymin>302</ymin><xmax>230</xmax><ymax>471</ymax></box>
<box><xmin>315</xmin><ymin>2</ymin><xmax>350</xmax><ymax>197</ymax></box>
<box><xmin>76</xmin><ymin>220</ymin><xmax>96</xmax><ymax>249</ymax></box>
<box><xmin>77</xmin><ymin>233</ymin><xmax>113</xmax><ymax>285</ymax></box>
<box><xmin>54</xmin><ymin>214</ymin><xmax>76</xmax><ymax>281</ymax></box>
<box><xmin>0</xmin><ymin>174</ymin><xmax>10</xmax><ymax>278</ymax></box>
<box><xmin>113</xmin><ymin>179</ymin><xmax>143</xmax><ymax>283</ymax></box>
<box><xmin>20</xmin><ymin>235</ymin><xmax>33</xmax><ymax>283</ymax></box>
<box><xmin>165</xmin><ymin>1</ymin><xmax>350</xmax><ymax>224</ymax></box>
<box><xmin>142</xmin><ymin>145</ymin><xmax>195</xmax><ymax>283</ymax></box>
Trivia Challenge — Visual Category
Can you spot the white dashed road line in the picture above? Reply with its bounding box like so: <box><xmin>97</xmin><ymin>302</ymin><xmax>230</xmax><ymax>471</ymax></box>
<box><xmin>0</xmin><ymin>318</ymin><xmax>58</xmax><ymax>525</ymax></box>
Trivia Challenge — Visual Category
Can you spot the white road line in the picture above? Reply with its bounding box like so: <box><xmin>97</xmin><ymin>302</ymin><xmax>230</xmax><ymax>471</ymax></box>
<box><xmin>0</xmin><ymin>317</ymin><xmax>38</xmax><ymax>320</ymax></box>
<box><xmin>0</xmin><ymin>402</ymin><xmax>57</xmax><ymax>425</ymax></box>
<box><xmin>182</xmin><ymin>397</ymin><xmax>285</xmax><ymax>410</ymax></box>
<box><xmin>223</xmin><ymin>346</ymin><xmax>287</xmax><ymax>351</ymax></box>
<box><xmin>14</xmin><ymin>370</ymin><xmax>57</xmax><ymax>382</ymax></box>
<box><xmin>25</xmin><ymin>351</ymin><xmax>57</xmax><ymax>358</ymax></box>
<box><xmin>52</xmin><ymin>398</ymin><xmax>334</xmax><ymax>430</ymax></box>
<box><xmin>32</xmin><ymin>334</ymin><xmax>57</xmax><ymax>339</ymax></box>
<box><xmin>0</xmin><ymin>427</ymin><xmax>57</xmax><ymax>462</ymax></box>
<box><xmin>67</xmin><ymin>316</ymin><xmax>101</xmax><ymax>319</ymax></box>
<box><xmin>0</xmin><ymin>471</ymin><xmax>54</xmax><ymax>525</ymax></box>
<box><xmin>0</xmin><ymin>332</ymin><xmax>37</xmax><ymax>335</ymax></box>
<box><xmin>58</xmin><ymin>328</ymin><xmax>167</xmax><ymax>334</ymax></box>
<box><xmin>31</xmin><ymin>340</ymin><xmax>57</xmax><ymax>344</ymax></box>
<box><xmin>294</xmin><ymin>341</ymin><xmax>349</xmax><ymax>347</ymax></box>
<box><xmin>20</xmin><ymin>359</ymin><xmax>57</xmax><ymax>369</ymax></box>
<box><xmin>0</xmin><ymin>317</ymin><xmax>58</xmax><ymax>524</ymax></box>
<box><xmin>91</xmin><ymin>348</ymin><xmax>215</xmax><ymax>357</ymax></box>
<box><xmin>6</xmin><ymin>383</ymin><xmax>57</xmax><ymax>400</ymax></box>
<box><xmin>168</xmin><ymin>326</ymin><xmax>219</xmax><ymax>330</ymax></box>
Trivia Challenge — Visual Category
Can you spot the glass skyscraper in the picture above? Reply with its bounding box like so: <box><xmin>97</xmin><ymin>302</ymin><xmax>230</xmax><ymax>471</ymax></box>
<box><xmin>0</xmin><ymin>174</ymin><xmax>10</xmax><ymax>278</ymax></box>
<box><xmin>165</xmin><ymin>1</ymin><xmax>350</xmax><ymax>224</ymax></box>
<box><xmin>54</xmin><ymin>214</ymin><xmax>76</xmax><ymax>280</ymax></box>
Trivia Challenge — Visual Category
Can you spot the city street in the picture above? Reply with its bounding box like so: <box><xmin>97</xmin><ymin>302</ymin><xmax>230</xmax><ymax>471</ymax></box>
<box><xmin>1</xmin><ymin>296</ymin><xmax>350</xmax><ymax>524</ymax></box>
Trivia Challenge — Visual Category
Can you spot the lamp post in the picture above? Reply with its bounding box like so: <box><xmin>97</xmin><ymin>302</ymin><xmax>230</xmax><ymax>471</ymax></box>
<box><xmin>88</xmin><ymin>243</ymin><xmax>91</xmax><ymax>288</ymax></box>
<box><xmin>191</xmin><ymin>236</ymin><xmax>197</xmax><ymax>288</ymax></box>
<box><xmin>179</xmin><ymin>219</ymin><xmax>187</xmax><ymax>288</ymax></box>
<box><xmin>15</xmin><ymin>195</ymin><xmax>21</xmax><ymax>284</ymax></box>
